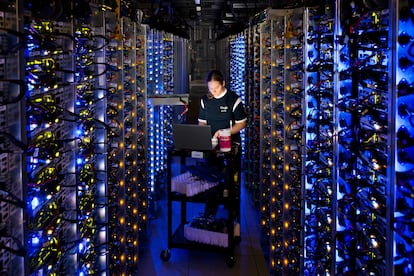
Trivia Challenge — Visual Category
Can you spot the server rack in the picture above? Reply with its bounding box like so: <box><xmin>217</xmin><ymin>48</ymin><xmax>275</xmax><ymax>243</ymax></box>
<box><xmin>146</xmin><ymin>29</ymin><xmax>192</xmax><ymax>222</ymax></box>
<box><xmin>229</xmin><ymin>33</ymin><xmax>246</xmax><ymax>155</ymax></box>
<box><xmin>135</xmin><ymin>23</ymin><xmax>149</xmax><ymax>241</ymax></box>
<box><xmin>335</xmin><ymin>1</ymin><xmax>391</xmax><ymax>274</ymax></box>
<box><xmin>258</xmin><ymin>17</ymin><xmax>273</xmax><ymax>262</ymax></box>
<box><xmin>254</xmin><ymin>9</ymin><xmax>306</xmax><ymax>274</ymax></box>
<box><xmin>146</xmin><ymin>29</ymin><xmax>176</xmax><ymax>197</ymax></box>
<box><xmin>25</xmin><ymin>15</ymin><xmax>79</xmax><ymax>275</ymax></box>
<box><xmin>303</xmin><ymin>4</ymin><xmax>336</xmax><ymax>275</ymax></box>
<box><xmin>0</xmin><ymin>2</ymin><xmax>25</xmax><ymax>275</ymax></box>
<box><xmin>242</xmin><ymin>23</ymin><xmax>262</xmax><ymax>206</ymax></box>
<box><xmin>74</xmin><ymin>4</ymin><xmax>108</xmax><ymax>273</ymax></box>
<box><xmin>237</xmin><ymin>1</ymin><xmax>411</xmax><ymax>275</ymax></box>
<box><xmin>1</xmin><ymin>1</ymin><xmax>151</xmax><ymax>274</ymax></box>
<box><xmin>394</xmin><ymin>0</ymin><xmax>414</xmax><ymax>274</ymax></box>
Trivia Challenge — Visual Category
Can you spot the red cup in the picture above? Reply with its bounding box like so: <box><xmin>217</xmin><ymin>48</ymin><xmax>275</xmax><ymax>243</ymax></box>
<box><xmin>219</xmin><ymin>129</ymin><xmax>231</xmax><ymax>152</ymax></box>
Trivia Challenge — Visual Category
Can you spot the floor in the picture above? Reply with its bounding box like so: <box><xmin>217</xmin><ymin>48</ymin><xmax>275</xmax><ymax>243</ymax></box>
<box><xmin>137</xmin><ymin>157</ymin><xmax>270</xmax><ymax>276</ymax></box>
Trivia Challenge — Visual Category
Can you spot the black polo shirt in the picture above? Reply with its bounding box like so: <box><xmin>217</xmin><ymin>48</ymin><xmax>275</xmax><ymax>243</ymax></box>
<box><xmin>198</xmin><ymin>89</ymin><xmax>247</xmax><ymax>141</ymax></box>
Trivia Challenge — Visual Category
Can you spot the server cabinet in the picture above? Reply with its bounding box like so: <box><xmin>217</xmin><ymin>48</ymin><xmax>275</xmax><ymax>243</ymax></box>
<box><xmin>235</xmin><ymin>1</ymin><xmax>412</xmax><ymax>275</ymax></box>
<box><xmin>0</xmin><ymin>2</ymin><xmax>151</xmax><ymax>273</ymax></box>
<box><xmin>242</xmin><ymin>23</ymin><xmax>262</xmax><ymax>205</ymax></box>
<box><xmin>257</xmin><ymin>8</ymin><xmax>305</xmax><ymax>275</ymax></box>
<box><xmin>335</xmin><ymin>1</ymin><xmax>391</xmax><ymax>274</ymax></box>
<box><xmin>24</xmin><ymin>15</ymin><xmax>78</xmax><ymax>275</ymax></box>
<box><xmin>147</xmin><ymin>29</ymin><xmax>172</xmax><ymax>195</ymax></box>
<box><xmin>135</xmin><ymin>23</ymin><xmax>149</xmax><ymax>243</ymax></box>
<box><xmin>229</xmin><ymin>34</ymin><xmax>246</xmax><ymax>154</ymax></box>
<box><xmin>74</xmin><ymin>4</ymin><xmax>108</xmax><ymax>273</ymax></box>
<box><xmin>393</xmin><ymin>0</ymin><xmax>413</xmax><ymax>274</ymax></box>
<box><xmin>303</xmin><ymin>4</ymin><xmax>336</xmax><ymax>275</ymax></box>
<box><xmin>0</xmin><ymin>2</ymin><xmax>25</xmax><ymax>274</ymax></box>
<box><xmin>104</xmin><ymin>14</ymin><xmax>149</xmax><ymax>275</ymax></box>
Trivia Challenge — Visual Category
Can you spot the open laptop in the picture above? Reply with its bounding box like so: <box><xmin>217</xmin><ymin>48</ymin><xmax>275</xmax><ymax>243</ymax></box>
<box><xmin>172</xmin><ymin>124</ymin><xmax>212</xmax><ymax>151</ymax></box>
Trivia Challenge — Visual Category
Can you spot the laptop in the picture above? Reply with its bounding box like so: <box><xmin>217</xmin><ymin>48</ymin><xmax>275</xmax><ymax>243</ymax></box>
<box><xmin>172</xmin><ymin>124</ymin><xmax>212</xmax><ymax>151</ymax></box>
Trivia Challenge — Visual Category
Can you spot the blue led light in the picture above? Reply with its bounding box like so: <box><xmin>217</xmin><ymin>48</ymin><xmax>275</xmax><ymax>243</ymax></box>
<box><xmin>78</xmin><ymin>242</ymin><xmax>84</xmax><ymax>252</ymax></box>
<box><xmin>31</xmin><ymin>235</ymin><xmax>40</xmax><ymax>246</ymax></box>
<box><xmin>31</xmin><ymin>196</ymin><xmax>40</xmax><ymax>210</ymax></box>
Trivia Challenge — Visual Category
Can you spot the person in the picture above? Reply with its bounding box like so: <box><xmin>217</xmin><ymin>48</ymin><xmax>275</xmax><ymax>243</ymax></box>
<box><xmin>198</xmin><ymin>69</ymin><xmax>247</xmax><ymax>221</ymax></box>
<box><xmin>198</xmin><ymin>70</ymin><xmax>247</xmax><ymax>143</ymax></box>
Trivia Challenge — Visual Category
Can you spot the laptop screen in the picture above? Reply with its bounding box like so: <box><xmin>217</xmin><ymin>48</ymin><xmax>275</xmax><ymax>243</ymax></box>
<box><xmin>172</xmin><ymin>124</ymin><xmax>212</xmax><ymax>151</ymax></box>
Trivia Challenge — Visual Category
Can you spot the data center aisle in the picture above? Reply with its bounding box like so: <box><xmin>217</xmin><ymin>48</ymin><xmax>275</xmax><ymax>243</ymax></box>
<box><xmin>137</xmin><ymin>170</ymin><xmax>270</xmax><ymax>276</ymax></box>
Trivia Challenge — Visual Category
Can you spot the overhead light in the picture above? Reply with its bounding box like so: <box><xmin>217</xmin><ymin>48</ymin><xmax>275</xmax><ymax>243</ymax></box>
<box><xmin>222</xmin><ymin>19</ymin><xmax>236</xmax><ymax>24</ymax></box>
<box><xmin>225</xmin><ymin>12</ymin><xmax>234</xmax><ymax>17</ymax></box>
<box><xmin>195</xmin><ymin>0</ymin><xmax>200</xmax><ymax>5</ymax></box>
<box><xmin>196</xmin><ymin>6</ymin><xmax>201</xmax><ymax>11</ymax></box>
<box><xmin>233</xmin><ymin>3</ymin><xmax>256</xmax><ymax>8</ymax></box>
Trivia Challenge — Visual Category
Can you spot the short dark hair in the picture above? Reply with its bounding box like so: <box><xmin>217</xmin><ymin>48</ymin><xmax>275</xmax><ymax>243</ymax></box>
<box><xmin>206</xmin><ymin>70</ymin><xmax>224</xmax><ymax>85</ymax></box>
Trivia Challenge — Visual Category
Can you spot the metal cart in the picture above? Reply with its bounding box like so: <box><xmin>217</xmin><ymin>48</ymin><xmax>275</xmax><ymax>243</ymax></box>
<box><xmin>160</xmin><ymin>147</ymin><xmax>240</xmax><ymax>267</ymax></box>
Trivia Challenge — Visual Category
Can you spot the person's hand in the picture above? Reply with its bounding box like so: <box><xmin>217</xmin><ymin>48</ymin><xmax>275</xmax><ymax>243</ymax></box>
<box><xmin>213</xmin><ymin>130</ymin><xmax>220</xmax><ymax>139</ymax></box>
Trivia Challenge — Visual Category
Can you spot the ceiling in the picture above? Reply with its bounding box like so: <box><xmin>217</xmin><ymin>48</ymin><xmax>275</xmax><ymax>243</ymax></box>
<box><xmin>132</xmin><ymin>0</ymin><xmax>317</xmax><ymax>39</ymax></box>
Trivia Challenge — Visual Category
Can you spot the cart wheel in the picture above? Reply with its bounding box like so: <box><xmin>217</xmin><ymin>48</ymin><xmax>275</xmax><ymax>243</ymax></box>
<box><xmin>225</xmin><ymin>255</ymin><xmax>235</xmax><ymax>267</ymax></box>
<box><xmin>160</xmin><ymin>249</ymin><xmax>171</xmax><ymax>262</ymax></box>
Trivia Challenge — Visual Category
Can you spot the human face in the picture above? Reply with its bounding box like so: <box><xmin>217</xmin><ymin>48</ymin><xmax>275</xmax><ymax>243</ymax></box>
<box><xmin>207</xmin><ymin>80</ymin><xmax>225</xmax><ymax>98</ymax></box>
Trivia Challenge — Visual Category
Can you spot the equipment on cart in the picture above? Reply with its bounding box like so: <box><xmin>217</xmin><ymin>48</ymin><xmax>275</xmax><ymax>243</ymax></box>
<box><xmin>160</xmin><ymin>148</ymin><xmax>240</xmax><ymax>268</ymax></box>
<box><xmin>172</xmin><ymin>123</ymin><xmax>212</xmax><ymax>151</ymax></box>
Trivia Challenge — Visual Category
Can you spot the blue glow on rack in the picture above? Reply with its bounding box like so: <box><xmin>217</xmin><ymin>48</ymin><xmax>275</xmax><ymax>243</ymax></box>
<box><xmin>78</xmin><ymin>242</ymin><xmax>84</xmax><ymax>252</ymax></box>
<box><xmin>76</xmin><ymin>128</ymin><xmax>84</xmax><ymax>136</ymax></box>
<box><xmin>31</xmin><ymin>235</ymin><xmax>40</xmax><ymax>246</ymax></box>
<box><xmin>30</xmin><ymin>197</ymin><xmax>40</xmax><ymax>210</ymax></box>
